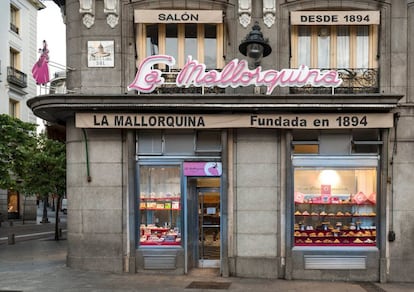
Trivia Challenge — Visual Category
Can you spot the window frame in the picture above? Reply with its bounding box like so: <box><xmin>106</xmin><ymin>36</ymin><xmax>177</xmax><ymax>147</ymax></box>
<box><xmin>290</xmin><ymin>24</ymin><xmax>378</xmax><ymax>69</ymax></box>
<box><xmin>138</xmin><ymin>163</ymin><xmax>183</xmax><ymax>248</ymax></box>
<box><xmin>9</xmin><ymin>99</ymin><xmax>20</xmax><ymax>118</ymax></box>
<box><xmin>136</xmin><ymin>23</ymin><xmax>224</xmax><ymax>69</ymax></box>
<box><xmin>10</xmin><ymin>47</ymin><xmax>21</xmax><ymax>70</ymax></box>
<box><xmin>10</xmin><ymin>4</ymin><xmax>20</xmax><ymax>34</ymax></box>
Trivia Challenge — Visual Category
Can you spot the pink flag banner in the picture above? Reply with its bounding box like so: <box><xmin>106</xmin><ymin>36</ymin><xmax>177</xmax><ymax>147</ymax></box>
<box><xmin>32</xmin><ymin>40</ymin><xmax>50</xmax><ymax>85</ymax></box>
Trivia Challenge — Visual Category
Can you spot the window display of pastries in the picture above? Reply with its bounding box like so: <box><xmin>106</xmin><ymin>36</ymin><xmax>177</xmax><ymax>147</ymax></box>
<box><xmin>294</xmin><ymin>192</ymin><xmax>377</xmax><ymax>246</ymax></box>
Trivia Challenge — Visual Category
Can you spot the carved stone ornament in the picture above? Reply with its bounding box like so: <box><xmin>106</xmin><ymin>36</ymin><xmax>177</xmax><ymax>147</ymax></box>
<box><xmin>104</xmin><ymin>0</ymin><xmax>119</xmax><ymax>28</ymax></box>
<box><xmin>79</xmin><ymin>0</ymin><xmax>95</xmax><ymax>28</ymax></box>
<box><xmin>238</xmin><ymin>0</ymin><xmax>251</xmax><ymax>28</ymax></box>
<box><xmin>263</xmin><ymin>0</ymin><xmax>276</xmax><ymax>28</ymax></box>
<box><xmin>106</xmin><ymin>14</ymin><xmax>119</xmax><ymax>28</ymax></box>
<box><xmin>82</xmin><ymin>13</ymin><xmax>95</xmax><ymax>28</ymax></box>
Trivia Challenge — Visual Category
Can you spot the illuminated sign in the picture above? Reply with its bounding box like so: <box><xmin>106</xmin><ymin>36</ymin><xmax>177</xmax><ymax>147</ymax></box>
<box><xmin>127</xmin><ymin>55</ymin><xmax>342</xmax><ymax>95</ymax></box>
<box><xmin>183</xmin><ymin>162</ymin><xmax>222</xmax><ymax>176</ymax></box>
<box><xmin>291</xmin><ymin>11</ymin><xmax>380</xmax><ymax>25</ymax></box>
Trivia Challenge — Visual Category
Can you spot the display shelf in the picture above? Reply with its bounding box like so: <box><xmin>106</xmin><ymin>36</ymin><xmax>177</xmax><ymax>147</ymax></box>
<box><xmin>140</xmin><ymin>200</ymin><xmax>180</xmax><ymax>210</ymax></box>
<box><xmin>294</xmin><ymin>199</ymin><xmax>377</xmax><ymax>247</ymax></box>
<box><xmin>294</xmin><ymin>214</ymin><xmax>376</xmax><ymax>218</ymax></box>
<box><xmin>141</xmin><ymin>197</ymin><xmax>180</xmax><ymax>201</ymax></box>
<box><xmin>140</xmin><ymin>226</ymin><xmax>181</xmax><ymax>246</ymax></box>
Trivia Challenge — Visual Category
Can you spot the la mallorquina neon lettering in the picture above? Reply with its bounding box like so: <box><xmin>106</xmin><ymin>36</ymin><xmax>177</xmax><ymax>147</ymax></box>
<box><xmin>128</xmin><ymin>55</ymin><xmax>342</xmax><ymax>95</ymax></box>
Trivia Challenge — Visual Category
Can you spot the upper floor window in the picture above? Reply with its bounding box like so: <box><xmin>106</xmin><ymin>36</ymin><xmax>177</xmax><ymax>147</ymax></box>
<box><xmin>135</xmin><ymin>10</ymin><xmax>224</xmax><ymax>70</ymax></box>
<box><xmin>10</xmin><ymin>48</ymin><xmax>20</xmax><ymax>69</ymax></box>
<box><xmin>291</xmin><ymin>25</ymin><xmax>378</xmax><ymax>69</ymax></box>
<box><xmin>141</xmin><ymin>23</ymin><xmax>223</xmax><ymax>69</ymax></box>
<box><xmin>10</xmin><ymin>5</ymin><xmax>20</xmax><ymax>34</ymax></box>
<box><xmin>9</xmin><ymin>99</ymin><xmax>19</xmax><ymax>118</ymax></box>
<box><xmin>290</xmin><ymin>10</ymin><xmax>380</xmax><ymax>94</ymax></box>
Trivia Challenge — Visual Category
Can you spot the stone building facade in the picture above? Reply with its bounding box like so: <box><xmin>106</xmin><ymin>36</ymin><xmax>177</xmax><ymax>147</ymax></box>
<box><xmin>0</xmin><ymin>0</ymin><xmax>45</xmax><ymax>221</ymax></box>
<box><xmin>28</xmin><ymin>0</ymin><xmax>414</xmax><ymax>283</ymax></box>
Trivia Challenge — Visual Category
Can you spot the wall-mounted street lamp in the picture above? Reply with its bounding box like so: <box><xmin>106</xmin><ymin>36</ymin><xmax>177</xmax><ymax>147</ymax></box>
<box><xmin>238</xmin><ymin>21</ymin><xmax>272</xmax><ymax>68</ymax></box>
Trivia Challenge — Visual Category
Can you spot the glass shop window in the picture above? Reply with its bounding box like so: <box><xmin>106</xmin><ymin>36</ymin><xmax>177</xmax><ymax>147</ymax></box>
<box><xmin>293</xmin><ymin>158</ymin><xmax>378</xmax><ymax>248</ymax></box>
<box><xmin>139</xmin><ymin>165</ymin><xmax>181</xmax><ymax>246</ymax></box>
<box><xmin>142</xmin><ymin>23</ymin><xmax>223</xmax><ymax>69</ymax></box>
<box><xmin>137</xmin><ymin>130</ymin><xmax>222</xmax><ymax>156</ymax></box>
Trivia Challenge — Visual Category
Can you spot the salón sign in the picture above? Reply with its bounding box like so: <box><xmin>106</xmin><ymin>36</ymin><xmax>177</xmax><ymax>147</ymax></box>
<box><xmin>127</xmin><ymin>55</ymin><xmax>342</xmax><ymax>95</ymax></box>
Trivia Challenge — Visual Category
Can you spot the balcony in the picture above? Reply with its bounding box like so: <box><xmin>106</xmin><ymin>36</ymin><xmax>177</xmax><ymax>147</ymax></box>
<box><xmin>290</xmin><ymin>68</ymin><xmax>379</xmax><ymax>94</ymax></box>
<box><xmin>7</xmin><ymin>66</ymin><xmax>27</xmax><ymax>88</ymax></box>
<box><xmin>149</xmin><ymin>70</ymin><xmax>226</xmax><ymax>94</ymax></box>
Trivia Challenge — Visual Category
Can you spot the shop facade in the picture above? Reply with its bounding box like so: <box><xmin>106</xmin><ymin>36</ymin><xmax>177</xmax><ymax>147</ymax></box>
<box><xmin>29</xmin><ymin>0</ymin><xmax>414</xmax><ymax>283</ymax></box>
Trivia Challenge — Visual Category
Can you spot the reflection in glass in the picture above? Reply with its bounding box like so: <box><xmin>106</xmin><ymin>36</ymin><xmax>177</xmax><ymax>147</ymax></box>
<box><xmin>297</xmin><ymin>26</ymin><xmax>311</xmax><ymax>67</ymax></box>
<box><xmin>185</xmin><ymin>24</ymin><xmax>197</xmax><ymax>61</ymax></box>
<box><xmin>146</xmin><ymin>24</ymin><xmax>158</xmax><ymax>56</ymax></box>
<box><xmin>317</xmin><ymin>27</ymin><xmax>330</xmax><ymax>68</ymax></box>
<box><xmin>337</xmin><ymin>26</ymin><xmax>350</xmax><ymax>68</ymax></box>
<box><xmin>166</xmin><ymin>24</ymin><xmax>178</xmax><ymax>68</ymax></box>
<box><xmin>204</xmin><ymin>24</ymin><xmax>217</xmax><ymax>69</ymax></box>
<box><xmin>356</xmin><ymin>26</ymin><xmax>369</xmax><ymax>68</ymax></box>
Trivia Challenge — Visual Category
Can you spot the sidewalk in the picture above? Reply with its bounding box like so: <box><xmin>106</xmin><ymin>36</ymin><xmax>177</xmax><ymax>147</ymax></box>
<box><xmin>0</xmin><ymin>239</ymin><xmax>413</xmax><ymax>292</ymax></box>
<box><xmin>0</xmin><ymin>206</ymin><xmax>413</xmax><ymax>291</ymax></box>
<box><xmin>0</xmin><ymin>203</ymin><xmax>67</xmax><ymax>244</ymax></box>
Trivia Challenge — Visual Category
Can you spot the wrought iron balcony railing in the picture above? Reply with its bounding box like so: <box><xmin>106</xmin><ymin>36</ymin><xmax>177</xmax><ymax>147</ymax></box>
<box><xmin>144</xmin><ymin>67</ymin><xmax>378</xmax><ymax>95</ymax></box>
<box><xmin>290</xmin><ymin>68</ymin><xmax>379</xmax><ymax>94</ymax></box>
<box><xmin>7</xmin><ymin>66</ymin><xmax>27</xmax><ymax>88</ymax></box>
<box><xmin>151</xmin><ymin>70</ymin><xmax>226</xmax><ymax>94</ymax></box>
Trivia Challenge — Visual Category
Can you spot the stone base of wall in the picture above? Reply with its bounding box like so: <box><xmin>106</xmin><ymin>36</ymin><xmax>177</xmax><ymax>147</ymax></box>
<box><xmin>387</xmin><ymin>258</ymin><xmax>414</xmax><ymax>282</ymax></box>
<box><xmin>229</xmin><ymin>256</ymin><xmax>279</xmax><ymax>279</ymax></box>
<box><xmin>67</xmin><ymin>255</ymin><xmax>123</xmax><ymax>273</ymax></box>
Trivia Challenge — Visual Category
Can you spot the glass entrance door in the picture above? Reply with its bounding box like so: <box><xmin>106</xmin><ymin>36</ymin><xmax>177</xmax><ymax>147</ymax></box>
<box><xmin>198</xmin><ymin>188</ymin><xmax>220</xmax><ymax>267</ymax></box>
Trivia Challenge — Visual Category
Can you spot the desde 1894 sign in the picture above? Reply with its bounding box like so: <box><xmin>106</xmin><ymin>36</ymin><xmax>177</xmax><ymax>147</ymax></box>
<box><xmin>127</xmin><ymin>55</ymin><xmax>342</xmax><ymax>95</ymax></box>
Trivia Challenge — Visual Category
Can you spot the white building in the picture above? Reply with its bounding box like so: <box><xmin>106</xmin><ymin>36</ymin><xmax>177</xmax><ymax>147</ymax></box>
<box><xmin>0</xmin><ymin>0</ymin><xmax>45</xmax><ymax>220</ymax></box>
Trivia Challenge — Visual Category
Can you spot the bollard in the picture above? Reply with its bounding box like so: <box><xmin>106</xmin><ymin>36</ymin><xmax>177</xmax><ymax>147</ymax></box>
<box><xmin>9</xmin><ymin>221</ymin><xmax>13</xmax><ymax>227</ymax></box>
<box><xmin>59</xmin><ymin>228</ymin><xmax>62</xmax><ymax>237</ymax></box>
<box><xmin>8</xmin><ymin>233</ymin><xmax>15</xmax><ymax>245</ymax></box>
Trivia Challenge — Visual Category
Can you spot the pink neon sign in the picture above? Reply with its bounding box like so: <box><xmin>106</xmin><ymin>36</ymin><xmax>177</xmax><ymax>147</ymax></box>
<box><xmin>128</xmin><ymin>55</ymin><xmax>342</xmax><ymax>95</ymax></box>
